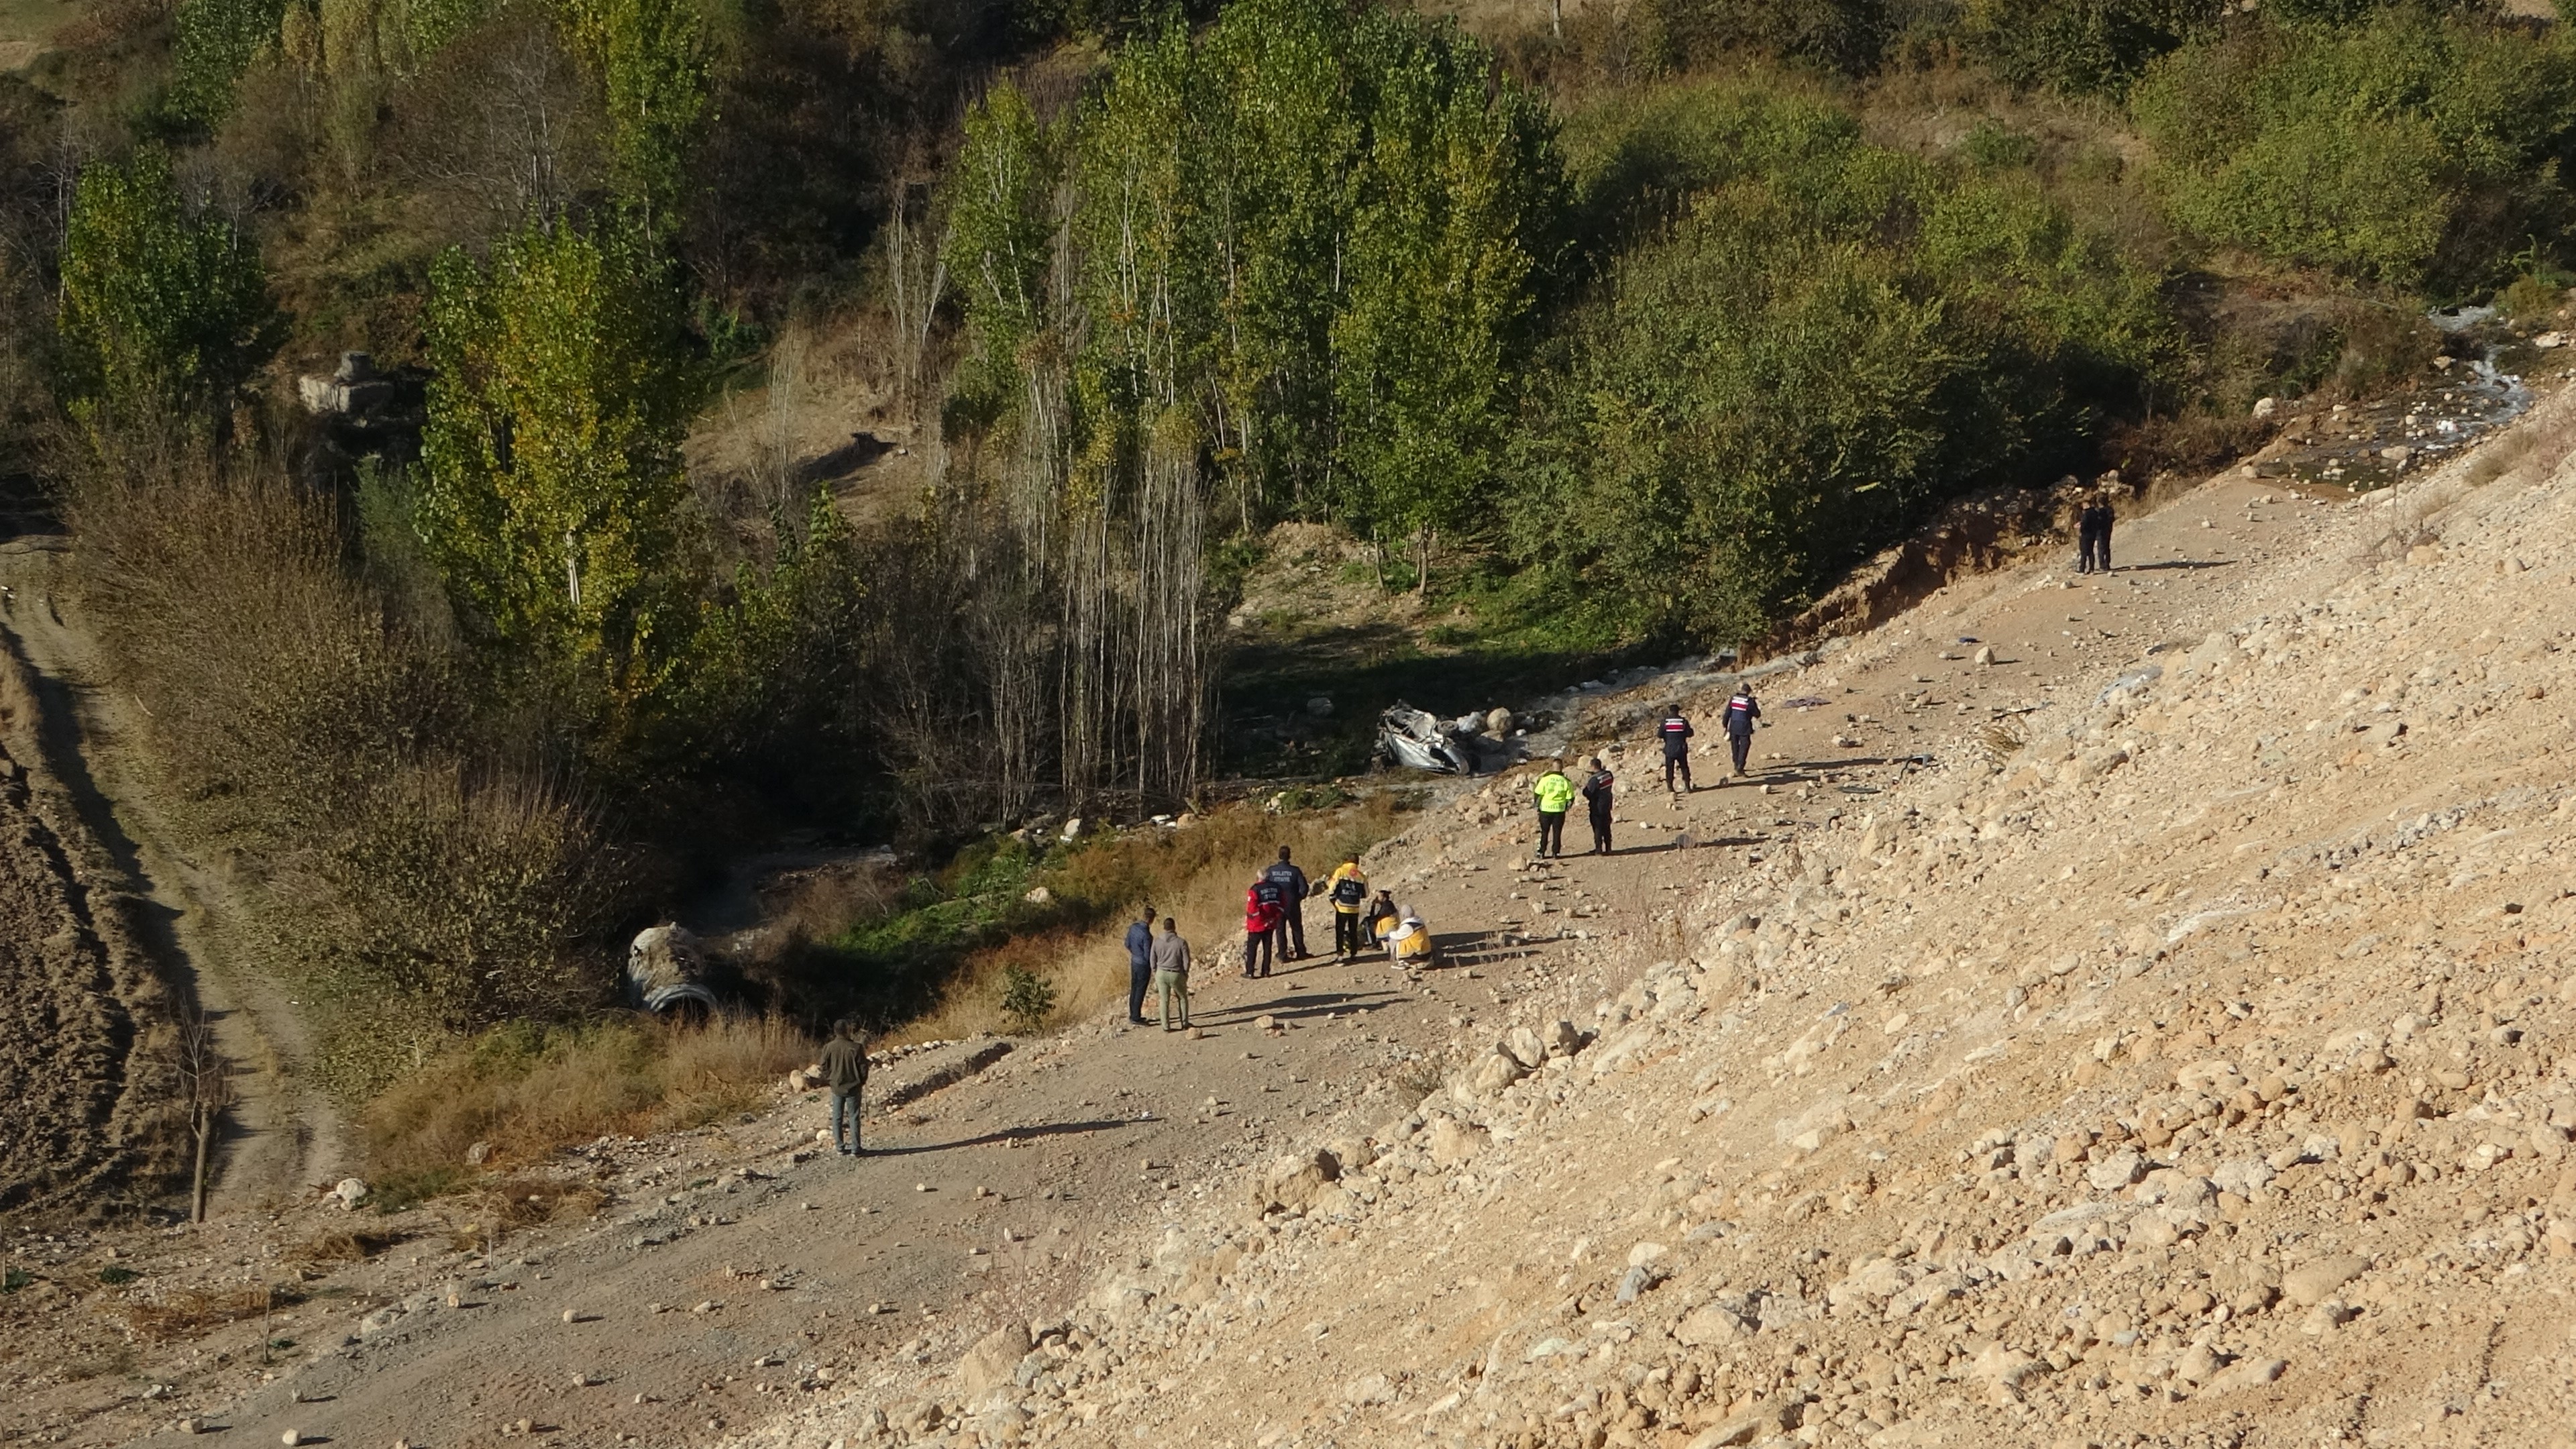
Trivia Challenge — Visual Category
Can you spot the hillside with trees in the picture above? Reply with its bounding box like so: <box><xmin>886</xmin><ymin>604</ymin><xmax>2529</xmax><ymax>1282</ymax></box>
<box><xmin>0</xmin><ymin>0</ymin><xmax>2568</xmax><ymax>1118</ymax></box>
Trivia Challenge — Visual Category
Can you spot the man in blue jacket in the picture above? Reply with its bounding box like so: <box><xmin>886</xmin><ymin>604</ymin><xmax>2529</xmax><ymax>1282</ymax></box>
<box><xmin>1262</xmin><ymin>847</ymin><xmax>1310</xmax><ymax>961</ymax></box>
<box><xmin>1124</xmin><ymin>905</ymin><xmax>1157</xmax><ymax>1025</ymax></box>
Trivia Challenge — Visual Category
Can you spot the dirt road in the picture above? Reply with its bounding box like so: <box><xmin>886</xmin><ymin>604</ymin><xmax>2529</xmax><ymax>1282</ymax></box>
<box><xmin>0</xmin><ymin>535</ymin><xmax>343</xmax><ymax>1212</ymax></box>
<box><xmin>65</xmin><ymin>458</ymin><xmax>2376</xmax><ymax>1449</ymax></box>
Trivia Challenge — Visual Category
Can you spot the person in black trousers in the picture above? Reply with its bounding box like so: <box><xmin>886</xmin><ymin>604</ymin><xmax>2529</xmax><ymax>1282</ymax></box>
<box><xmin>1656</xmin><ymin>708</ymin><xmax>1694</xmax><ymax>792</ymax></box>
<box><xmin>1123</xmin><ymin>905</ymin><xmax>1156</xmax><ymax>1024</ymax></box>
<box><xmin>1261</xmin><ymin>847</ymin><xmax>1309</xmax><ymax>961</ymax></box>
<box><xmin>1580</xmin><ymin>757</ymin><xmax>1615</xmax><ymax>855</ymax></box>
<box><xmin>1720</xmin><ymin>688</ymin><xmax>1760</xmax><ymax>778</ymax></box>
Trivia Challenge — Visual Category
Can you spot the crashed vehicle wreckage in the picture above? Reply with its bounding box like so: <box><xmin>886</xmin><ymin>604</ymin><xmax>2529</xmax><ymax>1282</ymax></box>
<box><xmin>627</xmin><ymin>922</ymin><xmax>718</xmax><ymax>1018</ymax></box>
<box><xmin>1376</xmin><ymin>703</ymin><xmax>1516</xmax><ymax>775</ymax></box>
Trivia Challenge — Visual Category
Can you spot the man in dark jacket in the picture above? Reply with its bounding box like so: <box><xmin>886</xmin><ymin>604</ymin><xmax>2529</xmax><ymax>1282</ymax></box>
<box><xmin>1580</xmin><ymin>757</ymin><xmax>1615</xmax><ymax>855</ymax></box>
<box><xmin>1262</xmin><ymin>847</ymin><xmax>1309</xmax><ymax>960</ymax></box>
<box><xmin>1720</xmin><ymin>688</ymin><xmax>1761</xmax><ymax>779</ymax></box>
<box><xmin>1124</xmin><ymin>906</ymin><xmax>1157</xmax><ymax>1025</ymax></box>
<box><xmin>1657</xmin><ymin>708</ymin><xmax>1695</xmax><ymax>793</ymax></box>
<box><xmin>819</xmin><ymin>1020</ymin><xmax>871</xmax><ymax>1156</ymax></box>
<box><xmin>2084</xmin><ymin>496</ymin><xmax>2115</xmax><ymax>574</ymax></box>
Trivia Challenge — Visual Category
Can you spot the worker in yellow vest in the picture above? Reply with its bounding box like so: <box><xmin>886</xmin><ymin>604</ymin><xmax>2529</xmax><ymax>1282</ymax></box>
<box><xmin>1326</xmin><ymin>856</ymin><xmax>1369</xmax><ymax>958</ymax></box>
<box><xmin>1532</xmin><ymin>761</ymin><xmax>1574</xmax><ymax>859</ymax></box>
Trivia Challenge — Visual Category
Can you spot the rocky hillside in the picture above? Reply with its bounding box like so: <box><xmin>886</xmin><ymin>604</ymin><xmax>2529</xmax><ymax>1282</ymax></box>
<box><xmin>749</xmin><ymin>398</ymin><xmax>2576</xmax><ymax>1448</ymax></box>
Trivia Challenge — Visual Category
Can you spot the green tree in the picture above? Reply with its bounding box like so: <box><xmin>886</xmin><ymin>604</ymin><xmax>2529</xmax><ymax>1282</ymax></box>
<box><xmin>941</xmin><ymin>83</ymin><xmax>1059</xmax><ymax>437</ymax></box>
<box><xmin>170</xmin><ymin>0</ymin><xmax>292</xmax><ymax>125</ymax></box>
<box><xmin>418</xmin><ymin>219</ymin><xmax>704</xmax><ymax>692</ymax></box>
<box><xmin>2133</xmin><ymin>9</ymin><xmax>2576</xmax><ymax>289</ymax></box>
<box><xmin>55</xmin><ymin>150</ymin><xmax>281</xmax><ymax>429</ymax></box>
<box><xmin>1332</xmin><ymin>16</ymin><xmax>1558</xmax><ymax>588</ymax></box>
<box><xmin>555</xmin><ymin>0</ymin><xmax>712</xmax><ymax>227</ymax></box>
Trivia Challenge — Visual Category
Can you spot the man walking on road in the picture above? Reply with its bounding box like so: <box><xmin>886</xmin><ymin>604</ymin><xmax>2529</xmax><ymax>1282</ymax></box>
<box><xmin>1532</xmin><ymin>761</ymin><xmax>1574</xmax><ymax>858</ymax></box>
<box><xmin>1657</xmin><ymin>706</ymin><xmax>1695</xmax><ymax>793</ymax></box>
<box><xmin>1326</xmin><ymin>855</ymin><xmax>1368</xmax><ymax>958</ymax></box>
<box><xmin>1720</xmin><ymin>688</ymin><xmax>1761</xmax><ymax>779</ymax></box>
<box><xmin>1150</xmin><ymin>917</ymin><xmax>1191</xmax><ymax>1030</ymax></box>
<box><xmin>819</xmin><ymin>1020</ymin><xmax>871</xmax><ymax>1156</ymax></box>
<box><xmin>1243</xmin><ymin>875</ymin><xmax>1282</xmax><ymax>979</ymax></box>
<box><xmin>1580</xmin><ymin>757</ymin><xmax>1615</xmax><ymax>855</ymax></box>
<box><xmin>1124</xmin><ymin>905</ymin><xmax>1156</xmax><ymax>1024</ymax></box>
<box><xmin>1262</xmin><ymin>847</ymin><xmax>1309</xmax><ymax>961</ymax></box>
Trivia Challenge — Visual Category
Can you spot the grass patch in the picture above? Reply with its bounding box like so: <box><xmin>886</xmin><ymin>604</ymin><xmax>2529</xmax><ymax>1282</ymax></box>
<box><xmin>95</xmin><ymin>1265</ymin><xmax>140</xmax><ymax>1286</ymax></box>
<box><xmin>841</xmin><ymin>794</ymin><xmax>1421</xmax><ymax>1044</ymax></box>
<box><xmin>286</xmin><ymin>1230</ymin><xmax>402</xmax><ymax>1274</ymax></box>
<box><xmin>121</xmin><ymin>1285</ymin><xmax>307</xmax><ymax>1344</ymax></box>
<box><xmin>362</xmin><ymin>1014</ymin><xmax>814</xmax><ymax>1191</ymax></box>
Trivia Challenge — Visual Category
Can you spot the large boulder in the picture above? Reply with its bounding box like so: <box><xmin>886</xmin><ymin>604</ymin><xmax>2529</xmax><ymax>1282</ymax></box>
<box><xmin>957</xmin><ymin>1323</ymin><xmax>1032</xmax><ymax>1398</ymax></box>
<box><xmin>1250</xmin><ymin>1148</ymin><xmax>1342</xmax><ymax>1215</ymax></box>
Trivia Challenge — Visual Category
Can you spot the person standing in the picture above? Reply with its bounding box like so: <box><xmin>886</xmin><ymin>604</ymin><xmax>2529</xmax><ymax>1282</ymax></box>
<box><xmin>1532</xmin><ymin>761</ymin><xmax>1574</xmax><ymax>858</ymax></box>
<box><xmin>2087</xmin><ymin>496</ymin><xmax>2115</xmax><ymax>574</ymax></box>
<box><xmin>1719</xmin><ymin>688</ymin><xmax>1761</xmax><ymax>779</ymax></box>
<box><xmin>1263</xmin><ymin>847</ymin><xmax>1310</xmax><ymax>961</ymax></box>
<box><xmin>1150</xmin><ymin>917</ymin><xmax>1191</xmax><ymax>1030</ymax></box>
<box><xmin>2074</xmin><ymin>497</ymin><xmax>2098</xmax><ymax>574</ymax></box>
<box><xmin>1243</xmin><ymin>875</ymin><xmax>1282</xmax><ymax>979</ymax></box>
<box><xmin>1124</xmin><ymin>905</ymin><xmax>1157</xmax><ymax>1026</ymax></box>
<box><xmin>1657</xmin><ymin>707</ymin><xmax>1695</xmax><ymax>793</ymax></box>
<box><xmin>1326</xmin><ymin>856</ymin><xmax>1368</xmax><ymax>958</ymax></box>
<box><xmin>1580</xmin><ymin>756</ymin><xmax>1615</xmax><ymax>856</ymax></box>
<box><xmin>818</xmin><ymin>1020</ymin><xmax>871</xmax><ymax>1157</ymax></box>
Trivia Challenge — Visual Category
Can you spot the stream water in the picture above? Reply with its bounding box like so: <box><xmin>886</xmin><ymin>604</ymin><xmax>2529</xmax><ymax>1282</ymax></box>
<box><xmin>2255</xmin><ymin>306</ymin><xmax>2560</xmax><ymax>490</ymax></box>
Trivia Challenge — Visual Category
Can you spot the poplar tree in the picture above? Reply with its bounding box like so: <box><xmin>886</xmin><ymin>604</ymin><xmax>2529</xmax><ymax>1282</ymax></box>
<box><xmin>417</xmin><ymin>220</ymin><xmax>702</xmax><ymax>690</ymax></box>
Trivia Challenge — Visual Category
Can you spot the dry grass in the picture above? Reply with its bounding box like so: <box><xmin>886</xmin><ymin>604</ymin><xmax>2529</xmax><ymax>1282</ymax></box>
<box><xmin>364</xmin><ymin>1014</ymin><xmax>815</xmax><ymax>1188</ymax></box>
<box><xmin>121</xmin><ymin>1285</ymin><xmax>305</xmax><ymax>1344</ymax></box>
<box><xmin>284</xmin><ymin>1229</ymin><xmax>401</xmax><ymax>1274</ymax></box>
<box><xmin>888</xmin><ymin>794</ymin><xmax>1415</xmax><ymax>1043</ymax></box>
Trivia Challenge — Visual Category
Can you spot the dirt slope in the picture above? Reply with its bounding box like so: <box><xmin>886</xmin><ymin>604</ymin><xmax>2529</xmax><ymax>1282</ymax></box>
<box><xmin>0</xmin><ymin>608</ymin><xmax>174</xmax><ymax>1214</ymax></box>
<box><xmin>0</xmin><ymin>536</ymin><xmax>345</xmax><ymax>1214</ymax></box>
<box><xmin>729</xmin><ymin>394</ymin><xmax>2576</xmax><ymax>1449</ymax></box>
<box><xmin>21</xmin><ymin>386</ymin><xmax>2573</xmax><ymax>1449</ymax></box>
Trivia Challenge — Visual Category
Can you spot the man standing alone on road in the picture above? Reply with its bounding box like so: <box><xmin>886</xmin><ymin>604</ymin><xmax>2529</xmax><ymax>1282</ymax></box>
<box><xmin>1657</xmin><ymin>706</ymin><xmax>1695</xmax><ymax>793</ymax></box>
<box><xmin>1581</xmin><ymin>756</ymin><xmax>1615</xmax><ymax>855</ymax></box>
<box><xmin>1151</xmin><ymin>917</ymin><xmax>1191</xmax><ymax>1030</ymax></box>
<box><xmin>1720</xmin><ymin>688</ymin><xmax>1761</xmax><ymax>780</ymax></box>
<box><xmin>820</xmin><ymin>1020</ymin><xmax>871</xmax><ymax>1157</ymax></box>
<box><xmin>1327</xmin><ymin>856</ymin><xmax>1368</xmax><ymax>958</ymax></box>
<box><xmin>1532</xmin><ymin>761</ymin><xmax>1574</xmax><ymax>859</ymax></box>
<box><xmin>1124</xmin><ymin>905</ymin><xmax>1156</xmax><ymax>1025</ymax></box>
<box><xmin>1263</xmin><ymin>847</ymin><xmax>1309</xmax><ymax>961</ymax></box>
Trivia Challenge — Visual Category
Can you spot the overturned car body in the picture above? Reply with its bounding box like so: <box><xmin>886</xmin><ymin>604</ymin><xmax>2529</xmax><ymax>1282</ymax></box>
<box><xmin>1377</xmin><ymin>704</ymin><xmax>1476</xmax><ymax>773</ymax></box>
<box><xmin>627</xmin><ymin>923</ymin><xmax>718</xmax><ymax>1018</ymax></box>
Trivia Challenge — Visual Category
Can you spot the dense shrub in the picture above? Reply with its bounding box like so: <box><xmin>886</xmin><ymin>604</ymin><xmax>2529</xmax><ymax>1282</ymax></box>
<box><xmin>54</xmin><ymin>149</ymin><xmax>281</xmax><ymax>431</ymax></box>
<box><xmin>1513</xmin><ymin>81</ymin><xmax>2174</xmax><ymax>646</ymax></box>
<box><xmin>66</xmin><ymin>461</ymin><xmax>621</xmax><ymax>1092</ymax></box>
<box><xmin>1960</xmin><ymin>0</ymin><xmax>2218</xmax><ymax>95</ymax></box>
<box><xmin>2134</xmin><ymin>8</ymin><xmax>2576</xmax><ymax>290</ymax></box>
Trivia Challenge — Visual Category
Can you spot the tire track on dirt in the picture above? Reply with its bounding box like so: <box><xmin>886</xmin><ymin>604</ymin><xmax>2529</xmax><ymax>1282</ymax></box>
<box><xmin>0</xmin><ymin>534</ymin><xmax>344</xmax><ymax>1211</ymax></box>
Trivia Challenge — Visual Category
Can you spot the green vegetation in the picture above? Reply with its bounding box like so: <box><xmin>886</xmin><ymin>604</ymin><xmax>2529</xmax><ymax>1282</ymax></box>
<box><xmin>2134</xmin><ymin>7</ymin><xmax>2576</xmax><ymax>291</ymax></box>
<box><xmin>419</xmin><ymin>219</ymin><xmax>700</xmax><ymax>686</ymax></box>
<box><xmin>5</xmin><ymin>0</ymin><xmax>2574</xmax><ymax>1179</ymax></box>
<box><xmin>997</xmin><ymin>965</ymin><xmax>1059</xmax><ymax>1034</ymax></box>
<box><xmin>55</xmin><ymin>148</ymin><xmax>279</xmax><ymax>431</ymax></box>
<box><xmin>1513</xmin><ymin>83</ymin><xmax>2175</xmax><ymax>643</ymax></box>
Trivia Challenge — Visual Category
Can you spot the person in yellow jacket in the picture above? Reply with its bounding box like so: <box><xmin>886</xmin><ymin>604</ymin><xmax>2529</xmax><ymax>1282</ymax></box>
<box><xmin>1532</xmin><ymin>761</ymin><xmax>1574</xmax><ymax>859</ymax></box>
<box><xmin>1326</xmin><ymin>856</ymin><xmax>1370</xmax><ymax>958</ymax></box>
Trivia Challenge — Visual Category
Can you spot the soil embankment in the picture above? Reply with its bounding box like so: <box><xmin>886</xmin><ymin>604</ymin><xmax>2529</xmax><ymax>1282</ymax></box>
<box><xmin>0</xmin><ymin>536</ymin><xmax>344</xmax><ymax>1212</ymax></box>
<box><xmin>10</xmin><ymin>385</ymin><xmax>2576</xmax><ymax>1449</ymax></box>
